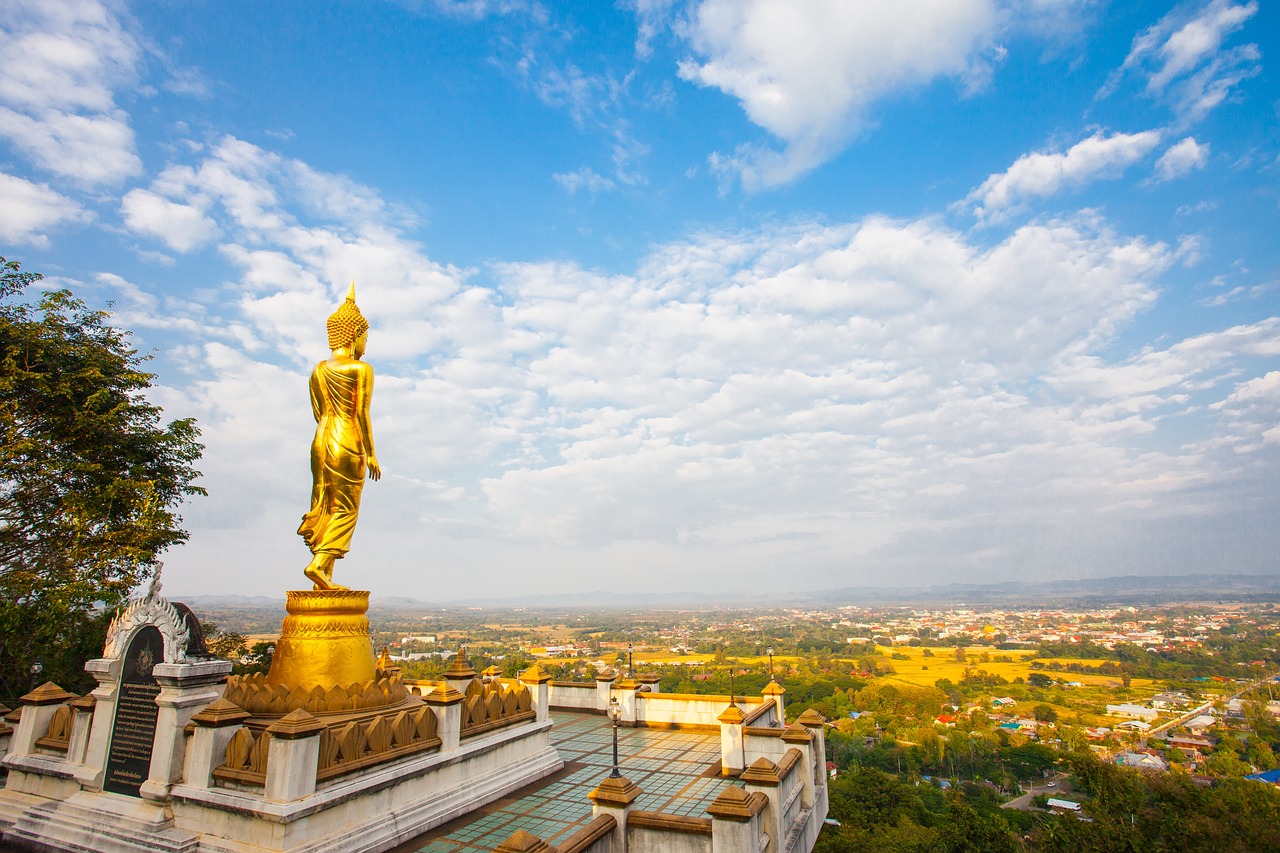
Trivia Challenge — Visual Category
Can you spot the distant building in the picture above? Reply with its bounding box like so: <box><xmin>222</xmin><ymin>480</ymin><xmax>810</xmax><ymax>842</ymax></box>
<box><xmin>1115</xmin><ymin>751</ymin><xmax>1167</xmax><ymax>772</ymax></box>
<box><xmin>1184</xmin><ymin>714</ymin><xmax>1216</xmax><ymax>733</ymax></box>
<box><xmin>1116</xmin><ymin>720</ymin><xmax>1151</xmax><ymax>732</ymax></box>
<box><xmin>1151</xmin><ymin>692</ymin><xmax>1190</xmax><ymax>710</ymax></box>
<box><xmin>1106</xmin><ymin>703</ymin><xmax>1157</xmax><ymax>721</ymax></box>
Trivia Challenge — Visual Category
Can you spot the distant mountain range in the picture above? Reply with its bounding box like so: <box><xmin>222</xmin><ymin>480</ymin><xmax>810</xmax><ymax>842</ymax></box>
<box><xmin>815</xmin><ymin>573</ymin><xmax>1280</xmax><ymax>607</ymax></box>
<box><xmin>439</xmin><ymin>574</ymin><xmax>1280</xmax><ymax>608</ymax></box>
<box><xmin>173</xmin><ymin>573</ymin><xmax>1280</xmax><ymax>611</ymax></box>
<box><xmin>174</xmin><ymin>593</ymin><xmax>443</xmax><ymax>609</ymax></box>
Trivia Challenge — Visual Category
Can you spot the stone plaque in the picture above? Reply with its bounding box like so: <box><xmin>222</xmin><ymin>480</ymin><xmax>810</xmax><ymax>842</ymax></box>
<box><xmin>103</xmin><ymin>625</ymin><xmax>164</xmax><ymax>796</ymax></box>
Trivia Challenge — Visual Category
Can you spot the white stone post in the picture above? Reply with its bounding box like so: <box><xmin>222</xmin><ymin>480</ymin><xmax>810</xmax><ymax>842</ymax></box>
<box><xmin>139</xmin><ymin>658</ymin><xmax>232</xmax><ymax>803</ymax></box>
<box><xmin>425</xmin><ymin>685</ymin><xmax>464</xmax><ymax>752</ymax></box>
<box><xmin>65</xmin><ymin>695</ymin><xmax>96</xmax><ymax>765</ymax></box>
<box><xmin>264</xmin><ymin>709</ymin><xmax>327</xmax><ymax>803</ymax></box>
<box><xmin>183</xmin><ymin>698</ymin><xmax>250</xmax><ymax>790</ymax></box>
<box><xmin>613</xmin><ymin>680</ymin><xmax>638</xmax><ymax>726</ymax></box>
<box><xmin>781</xmin><ymin>723</ymin><xmax>814</xmax><ymax>808</ymax></box>
<box><xmin>75</xmin><ymin>657</ymin><xmax>123</xmax><ymax>791</ymax></box>
<box><xmin>588</xmin><ymin>772</ymin><xmax>641</xmax><ymax>853</ymax></box>
<box><xmin>595</xmin><ymin>672</ymin><xmax>616</xmax><ymax>713</ymax></box>
<box><xmin>520</xmin><ymin>665</ymin><xmax>552</xmax><ymax>724</ymax></box>
<box><xmin>719</xmin><ymin>703</ymin><xmax>746</xmax><ymax>776</ymax></box>
<box><xmin>443</xmin><ymin>649</ymin><xmax>477</xmax><ymax>697</ymax></box>
<box><xmin>796</xmin><ymin>709</ymin><xmax>826</xmax><ymax>804</ymax></box>
<box><xmin>8</xmin><ymin>683</ymin><xmax>76</xmax><ymax>758</ymax></box>
<box><xmin>740</xmin><ymin>758</ymin><xmax>782</xmax><ymax>853</ymax></box>
<box><xmin>763</xmin><ymin>681</ymin><xmax>786</xmax><ymax>724</ymax></box>
<box><xmin>707</xmin><ymin>786</ymin><xmax>766</xmax><ymax>853</ymax></box>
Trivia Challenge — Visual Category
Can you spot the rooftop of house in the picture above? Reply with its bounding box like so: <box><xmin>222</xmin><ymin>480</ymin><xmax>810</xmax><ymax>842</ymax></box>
<box><xmin>388</xmin><ymin>711</ymin><xmax>733</xmax><ymax>852</ymax></box>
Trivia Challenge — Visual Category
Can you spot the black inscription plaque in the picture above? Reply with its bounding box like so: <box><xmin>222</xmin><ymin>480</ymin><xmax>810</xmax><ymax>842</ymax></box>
<box><xmin>103</xmin><ymin>625</ymin><xmax>164</xmax><ymax>797</ymax></box>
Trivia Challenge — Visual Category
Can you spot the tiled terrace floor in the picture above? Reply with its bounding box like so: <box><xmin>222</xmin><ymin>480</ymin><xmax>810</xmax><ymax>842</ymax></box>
<box><xmin>391</xmin><ymin>711</ymin><xmax>732</xmax><ymax>852</ymax></box>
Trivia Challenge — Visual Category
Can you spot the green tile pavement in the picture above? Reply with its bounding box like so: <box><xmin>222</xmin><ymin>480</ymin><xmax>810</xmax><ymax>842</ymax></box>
<box><xmin>391</xmin><ymin>711</ymin><xmax>734</xmax><ymax>852</ymax></box>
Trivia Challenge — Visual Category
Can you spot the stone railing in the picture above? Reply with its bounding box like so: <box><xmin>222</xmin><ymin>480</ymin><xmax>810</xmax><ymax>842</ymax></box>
<box><xmin>555</xmin><ymin>814</ymin><xmax>617</xmax><ymax>853</ymax></box>
<box><xmin>493</xmin><ymin>775</ymin><xmax>779</xmax><ymax>853</ymax></box>
<box><xmin>213</xmin><ymin>726</ymin><xmax>270</xmax><ymax>786</ymax></box>
<box><xmin>209</xmin><ymin>700</ymin><xmax>442</xmax><ymax>788</ymax></box>
<box><xmin>221</xmin><ymin>671</ymin><xmax>410</xmax><ymax>716</ymax></box>
<box><xmin>460</xmin><ymin>678</ymin><xmax>534</xmax><ymax>739</ymax></box>
<box><xmin>317</xmin><ymin>703</ymin><xmax>439</xmax><ymax>782</ymax></box>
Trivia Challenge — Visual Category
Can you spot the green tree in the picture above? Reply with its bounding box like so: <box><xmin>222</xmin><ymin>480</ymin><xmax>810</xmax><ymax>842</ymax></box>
<box><xmin>0</xmin><ymin>258</ymin><xmax>204</xmax><ymax>701</ymax></box>
<box><xmin>1033</xmin><ymin>702</ymin><xmax>1058</xmax><ymax>723</ymax></box>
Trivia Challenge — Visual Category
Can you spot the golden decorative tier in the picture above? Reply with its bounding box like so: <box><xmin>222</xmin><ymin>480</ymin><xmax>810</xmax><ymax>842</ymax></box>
<box><xmin>266</xmin><ymin>589</ymin><xmax>377</xmax><ymax>691</ymax></box>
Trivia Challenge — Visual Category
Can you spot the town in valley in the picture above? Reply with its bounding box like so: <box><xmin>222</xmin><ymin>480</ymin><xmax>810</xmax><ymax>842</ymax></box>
<box><xmin>195</xmin><ymin>589</ymin><xmax>1280</xmax><ymax>849</ymax></box>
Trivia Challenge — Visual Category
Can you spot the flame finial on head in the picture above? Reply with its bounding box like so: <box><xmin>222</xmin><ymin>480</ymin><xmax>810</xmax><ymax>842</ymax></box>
<box><xmin>326</xmin><ymin>279</ymin><xmax>368</xmax><ymax>349</ymax></box>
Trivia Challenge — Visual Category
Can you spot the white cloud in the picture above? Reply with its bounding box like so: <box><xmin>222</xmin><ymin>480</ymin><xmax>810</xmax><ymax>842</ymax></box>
<box><xmin>623</xmin><ymin>0</ymin><xmax>678</xmax><ymax>60</ymax></box>
<box><xmin>553</xmin><ymin>167</ymin><xmax>616</xmax><ymax>195</ymax></box>
<box><xmin>1210</xmin><ymin>369</ymin><xmax>1280</xmax><ymax>449</ymax></box>
<box><xmin>420</xmin><ymin>0</ymin><xmax>532</xmax><ymax>19</ymax></box>
<box><xmin>105</xmin><ymin>135</ymin><xmax>1275</xmax><ymax>597</ymax></box>
<box><xmin>963</xmin><ymin>130</ymin><xmax>1163</xmax><ymax>222</ymax></box>
<box><xmin>121</xmin><ymin>136</ymin><xmax>466</xmax><ymax>365</ymax></box>
<box><xmin>0</xmin><ymin>170</ymin><xmax>90</xmax><ymax>247</ymax></box>
<box><xmin>0</xmin><ymin>0</ymin><xmax>142</xmax><ymax>185</ymax></box>
<box><xmin>1153</xmin><ymin>136</ymin><xmax>1209</xmax><ymax>182</ymax></box>
<box><xmin>121</xmin><ymin>188</ymin><xmax>219</xmax><ymax>252</ymax></box>
<box><xmin>1103</xmin><ymin>0</ymin><xmax>1260</xmax><ymax>124</ymax></box>
<box><xmin>678</xmin><ymin>0</ymin><xmax>1002</xmax><ymax>190</ymax></box>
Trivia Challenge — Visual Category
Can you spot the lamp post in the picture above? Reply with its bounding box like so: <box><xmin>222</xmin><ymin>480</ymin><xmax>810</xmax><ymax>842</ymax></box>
<box><xmin>29</xmin><ymin>660</ymin><xmax>43</xmax><ymax>691</ymax></box>
<box><xmin>627</xmin><ymin>643</ymin><xmax>633</xmax><ymax>679</ymax></box>
<box><xmin>767</xmin><ymin>647</ymin><xmax>774</xmax><ymax>680</ymax></box>
<box><xmin>608</xmin><ymin>697</ymin><xmax>622</xmax><ymax>778</ymax></box>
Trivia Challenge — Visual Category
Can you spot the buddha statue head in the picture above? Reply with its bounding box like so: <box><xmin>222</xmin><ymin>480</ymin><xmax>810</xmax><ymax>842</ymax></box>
<box><xmin>326</xmin><ymin>281</ymin><xmax>369</xmax><ymax>351</ymax></box>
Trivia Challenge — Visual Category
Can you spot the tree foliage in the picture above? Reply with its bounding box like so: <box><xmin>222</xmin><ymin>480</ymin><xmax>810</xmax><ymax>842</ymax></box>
<box><xmin>0</xmin><ymin>257</ymin><xmax>204</xmax><ymax>701</ymax></box>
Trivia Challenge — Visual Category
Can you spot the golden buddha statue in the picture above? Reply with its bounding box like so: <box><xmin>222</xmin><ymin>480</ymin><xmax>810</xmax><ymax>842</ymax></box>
<box><xmin>298</xmin><ymin>282</ymin><xmax>381</xmax><ymax>590</ymax></box>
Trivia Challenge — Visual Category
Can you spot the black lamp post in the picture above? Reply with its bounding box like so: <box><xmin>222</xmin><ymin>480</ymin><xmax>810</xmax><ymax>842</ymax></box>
<box><xmin>767</xmin><ymin>646</ymin><xmax>775</xmax><ymax>680</ymax></box>
<box><xmin>608</xmin><ymin>697</ymin><xmax>622</xmax><ymax>778</ymax></box>
<box><xmin>29</xmin><ymin>660</ymin><xmax>43</xmax><ymax>691</ymax></box>
<box><xmin>627</xmin><ymin>643</ymin><xmax>633</xmax><ymax>679</ymax></box>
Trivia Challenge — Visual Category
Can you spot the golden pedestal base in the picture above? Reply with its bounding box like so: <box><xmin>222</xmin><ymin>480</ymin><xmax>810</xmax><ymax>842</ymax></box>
<box><xmin>267</xmin><ymin>589</ymin><xmax>376</xmax><ymax>690</ymax></box>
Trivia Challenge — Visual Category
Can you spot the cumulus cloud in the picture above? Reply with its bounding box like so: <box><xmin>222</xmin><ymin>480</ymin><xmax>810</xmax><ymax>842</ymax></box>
<box><xmin>963</xmin><ymin>130</ymin><xmax>1163</xmax><ymax>222</ymax></box>
<box><xmin>0</xmin><ymin>171</ymin><xmax>90</xmax><ymax>247</ymax></box>
<box><xmin>120</xmin><ymin>136</ymin><xmax>466</xmax><ymax>367</ymax></box>
<box><xmin>678</xmin><ymin>0</ymin><xmax>1002</xmax><ymax>190</ymax></box>
<box><xmin>0</xmin><ymin>0</ymin><xmax>142</xmax><ymax>185</ymax></box>
<box><xmin>121</xmin><ymin>188</ymin><xmax>219</xmax><ymax>252</ymax></box>
<box><xmin>1102</xmin><ymin>0</ymin><xmax>1260</xmax><ymax>125</ymax></box>
<box><xmin>553</xmin><ymin>167</ymin><xmax>616</xmax><ymax>195</ymax></box>
<box><xmin>114</xmin><ymin>138</ymin><xmax>1279</xmax><ymax>596</ymax></box>
<box><xmin>1153</xmin><ymin>136</ymin><xmax>1209</xmax><ymax>182</ymax></box>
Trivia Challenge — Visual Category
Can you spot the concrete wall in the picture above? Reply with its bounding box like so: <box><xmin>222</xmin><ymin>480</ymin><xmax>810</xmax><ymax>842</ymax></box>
<box><xmin>549</xmin><ymin>683</ymin><xmax>599</xmax><ymax>712</ymax></box>
<box><xmin>635</xmin><ymin>694</ymin><xmax>766</xmax><ymax>728</ymax></box>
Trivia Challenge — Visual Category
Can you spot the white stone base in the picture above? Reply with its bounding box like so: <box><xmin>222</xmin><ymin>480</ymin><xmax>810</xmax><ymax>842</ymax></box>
<box><xmin>0</xmin><ymin>788</ymin><xmax>45</xmax><ymax>833</ymax></box>
<box><xmin>175</xmin><ymin>719</ymin><xmax>562</xmax><ymax>853</ymax></box>
<box><xmin>5</xmin><ymin>790</ymin><xmax>200</xmax><ymax>852</ymax></box>
<box><xmin>3</xmin><ymin>714</ymin><xmax>562</xmax><ymax>853</ymax></box>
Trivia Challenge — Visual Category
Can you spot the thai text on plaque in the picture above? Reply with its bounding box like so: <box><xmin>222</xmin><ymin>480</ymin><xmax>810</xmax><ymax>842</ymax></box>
<box><xmin>103</xmin><ymin>625</ymin><xmax>163</xmax><ymax>797</ymax></box>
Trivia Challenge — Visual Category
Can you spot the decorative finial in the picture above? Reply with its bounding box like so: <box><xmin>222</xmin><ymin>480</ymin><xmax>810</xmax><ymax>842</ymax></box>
<box><xmin>347</xmin><ymin>279</ymin><xmax>356</xmax><ymax>302</ymax></box>
<box><xmin>146</xmin><ymin>563</ymin><xmax>164</xmax><ymax>602</ymax></box>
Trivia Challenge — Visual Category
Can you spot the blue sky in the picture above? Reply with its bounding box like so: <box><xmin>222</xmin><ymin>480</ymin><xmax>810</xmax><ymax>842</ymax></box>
<box><xmin>2</xmin><ymin>0</ymin><xmax>1277</xmax><ymax>601</ymax></box>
